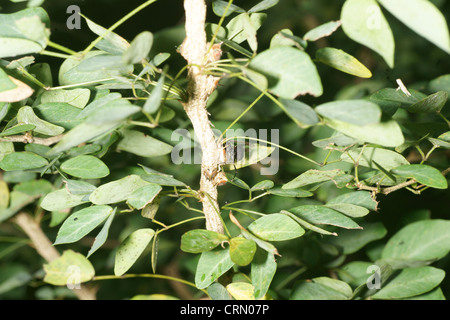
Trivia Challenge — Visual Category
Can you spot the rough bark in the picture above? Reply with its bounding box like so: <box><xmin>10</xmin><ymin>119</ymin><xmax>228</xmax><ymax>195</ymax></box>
<box><xmin>180</xmin><ymin>0</ymin><xmax>224</xmax><ymax>234</ymax></box>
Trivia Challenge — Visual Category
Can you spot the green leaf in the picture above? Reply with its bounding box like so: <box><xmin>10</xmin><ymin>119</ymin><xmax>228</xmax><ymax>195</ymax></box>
<box><xmin>13</xmin><ymin>179</ymin><xmax>53</xmax><ymax>197</ymax></box>
<box><xmin>267</xmin><ymin>187</ymin><xmax>313</xmax><ymax>197</ymax></box>
<box><xmin>315</xmin><ymin>47</ymin><xmax>372</xmax><ymax>78</ymax></box>
<box><xmin>207</xmin><ymin>282</ymin><xmax>232</xmax><ymax>300</ymax></box>
<box><xmin>325</xmin><ymin>222</ymin><xmax>387</xmax><ymax>254</ymax></box>
<box><xmin>382</xmin><ymin>219</ymin><xmax>450</xmax><ymax>268</ymax></box>
<box><xmin>270</xmin><ymin>29</ymin><xmax>306</xmax><ymax>49</ymax></box>
<box><xmin>371</xmin><ymin>266</ymin><xmax>445</xmax><ymax>300</ymax></box>
<box><xmin>54</xmin><ymin>205</ymin><xmax>113</xmax><ymax>245</ymax></box>
<box><xmin>0</xmin><ymin>8</ymin><xmax>50</xmax><ymax>58</ymax></box>
<box><xmin>17</xmin><ymin>106</ymin><xmax>65</xmax><ymax>136</ymax></box>
<box><xmin>283</xmin><ymin>169</ymin><xmax>351</xmax><ymax>189</ymax></box>
<box><xmin>123</xmin><ymin>31</ymin><xmax>153</xmax><ymax>65</ymax></box>
<box><xmin>0</xmin><ymin>141</ymin><xmax>13</xmax><ymax>162</ymax></box>
<box><xmin>316</xmin><ymin>100</ymin><xmax>381</xmax><ymax>126</ymax></box>
<box><xmin>370</xmin><ymin>88</ymin><xmax>427</xmax><ymax>110</ymax></box>
<box><xmin>391</xmin><ymin>164</ymin><xmax>447</xmax><ymax>189</ymax></box>
<box><xmin>40</xmin><ymin>89</ymin><xmax>91</xmax><ymax>109</ymax></box>
<box><xmin>248</xmin><ymin>0</ymin><xmax>279</xmax><ymax>13</ymax></box>
<box><xmin>337</xmin><ymin>261</ymin><xmax>374</xmax><ymax>288</ymax></box>
<box><xmin>341</xmin><ymin>147</ymin><xmax>409</xmax><ymax>171</ymax></box>
<box><xmin>126</xmin><ymin>183</ymin><xmax>162</xmax><ymax>210</ymax></box>
<box><xmin>290</xmin><ymin>277</ymin><xmax>352</xmax><ymax>300</ymax></box>
<box><xmin>241</xmin><ymin>229</ymin><xmax>280</xmax><ymax>257</ymax></box>
<box><xmin>247</xmin><ymin>213</ymin><xmax>305</xmax><ymax>241</ymax></box>
<box><xmin>35</xmin><ymin>102</ymin><xmax>82</xmax><ymax>130</ymax></box>
<box><xmin>48</xmin><ymin>121</ymin><xmax>121</xmax><ymax>156</ymax></box>
<box><xmin>141</xmin><ymin>196</ymin><xmax>160</xmax><ymax>220</ymax></box>
<box><xmin>83</xmin><ymin>15</ymin><xmax>129</xmax><ymax>54</ymax></box>
<box><xmin>114</xmin><ymin>228</ymin><xmax>155</xmax><ymax>276</ymax></box>
<box><xmin>429</xmin><ymin>74</ymin><xmax>450</xmax><ymax>95</ymax></box>
<box><xmin>195</xmin><ymin>247</ymin><xmax>235</xmax><ymax>289</ymax></box>
<box><xmin>377</xmin><ymin>0</ymin><xmax>450</xmax><ymax>54</ymax></box>
<box><xmin>87</xmin><ymin>208</ymin><xmax>116</xmax><ymax>257</ymax></box>
<box><xmin>250</xmin><ymin>180</ymin><xmax>274</xmax><ymax>192</ymax></box>
<box><xmin>406</xmin><ymin>287</ymin><xmax>446</xmax><ymax>300</ymax></box>
<box><xmin>60</xmin><ymin>155</ymin><xmax>110</xmax><ymax>179</ymax></box>
<box><xmin>289</xmin><ymin>205</ymin><xmax>361</xmax><ymax>230</ymax></box>
<box><xmin>229</xmin><ymin>237</ymin><xmax>257</xmax><ymax>266</ymax></box>
<box><xmin>249</xmin><ymin>46</ymin><xmax>322</xmax><ymax>98</ymax></box>
<box><xmin>43</xmin><ymin>250</ymin><xmax>95</xmax><ymax>286</ymax></box>
<box><xmin>279</xmin><ymin>98</ymin><xmax>319</xmax><ymax>128</ymax></box>
<box><xmin>0</xmin><ymin>124</ymin><xmax>35</xmax><ymax>136</ymax></box>
<box><xmin>117</xmin><ymin>129</ymin><xmax>173</xmax><ymax>158</ymax></box>
<box><xmin>281</xmin><ymin>210</ymin><xmax>337</xmax><ymax>236</ymax></box>
<box><xmin>323</xmin><ymin>117</ymin><xmax>404</xmax><ymax>147</ymax></box>
<box><xmin>180</xmin><ymin>229</ymin><xmax>229</xmax><ymax>254</ymax></box>
<box><xmin>327</xmin><ymin>191</ymin><xmax>378</xmax><ymax>211</ymax></box>
<box><xmin>341</xmin><ymin>0</ymin><xmax>395</xmax><ymax>67</ymax></box>
<box><xmin>40</xmin><ymin>188</ymin><xmax>88</xmax><ymax>212</ymax></box>
<box><xmin>212</xmin><ymin>1</ymin><xmax>245</xmax><ymax>17</ymax></box>
<box><xmin>143</xmin><ymin>72</ymin><xmax>165</xmax><ymax>114</ymax></box>
<box><xmin>226</xmin><ymin>13</ymin><xmax>265</xmax><ymax>48</ymax></box>
<box><xmin>58</xmin><ymin>51</ymin><xmax>133</xmax><ymax>86</ymax></box>
<box><xmin>0</xmin><ymin>151</ymin><xmax>48</xmax><ymax>171</ymax></box>
<box><xmin>84</xmin><ymin>99</ymin><xmax>140</xmax><ymax>125</ymax></box>
<box><xmin>226</xmin><ymin>282</ymin><xmax>255</xmax><ymax>300</ymax></box>
<box><xmin>304</xmin><ymin>20</ymin><xmax>341</xmax><ymax>41</ymax></box>
<box><xmin>407</xmin><ymin>91</ymin><xmax>448</xmax><ymax>113</ymax></box>
<box><xmin>0</xmin><ymin>181</ymin><xmax>8</xmax><ymax>209</ymax></box>
<box><xmin>140</xmin><ymin>172</ymin><xmax>186</xmax><ymax>187</ymax></box>
<box><xmin>0</xmin><ymin>68</ymin><xmax>17</xmax><ymax>92</ymax></box>
<box><xmin>89</xmin><ymin>174</ymin><xmax>150</xmax><ymax>205</ymax></box>
<box><xmin>325</xmin><ymin>203</ymin><xmax>369</xmax><ymax>218</ymax></box>
<box><xmin>0</xmin><ymin>190</ymin><xmax>36</xmax><ymax>223</ymax></box>
<box><xmin>77</xmin><ymin>92</ymin><xmax>122</xmax><ymax>119</ymax></box>
<box><xmin>251</xmin><ymin>249</ymin><xmax>277</xmax><ymax>299</ymax></box>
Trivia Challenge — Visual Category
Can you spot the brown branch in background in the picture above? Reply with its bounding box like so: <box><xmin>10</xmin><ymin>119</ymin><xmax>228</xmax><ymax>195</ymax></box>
<box><xmin>0</xmin><ymin>133</ymin><xmax>64</xmax><ymax>146</ymax></box>
<box><xmin>12</xmin><ymin>212</ymin><xmax>97</xmax><ymax>300</ymax></box>
<box><xmin>180</xmin><ymin>0</ymin><xmax>224</xmax><ymax>234</ymax></box>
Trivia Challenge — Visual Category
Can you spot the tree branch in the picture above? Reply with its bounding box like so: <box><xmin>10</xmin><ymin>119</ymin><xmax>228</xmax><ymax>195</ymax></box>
<box><xmin>180</xmin><ymin>0</ymin><xmax>224</xmax><ymax>234</ymax></box>
<box><xmin>12</xmin><ymin>212</ymin><xmax>97</xmax><ymax>300</ymax></box>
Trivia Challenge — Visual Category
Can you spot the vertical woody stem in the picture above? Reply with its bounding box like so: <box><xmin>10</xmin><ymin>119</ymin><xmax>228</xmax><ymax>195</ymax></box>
<box><xmin>180</xmin><ymin>0</ymin><xmax>224</xmax><ymax>234</ymax></box>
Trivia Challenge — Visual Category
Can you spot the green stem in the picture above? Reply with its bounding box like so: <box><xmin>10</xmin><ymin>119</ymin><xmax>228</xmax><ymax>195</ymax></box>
<box><xmin>82</xmin><ymin>0</ymin><xmax>158</xmax><ymax>55</ymax></box>
<box><xmin>16</xmin><ymin>67</ymin><xmax>47</xmax><ymax>89</ymax></box>
<box><xmin>218</xmin><ymin>91</ymin><xmax>265</xmax><ymax>142</ymax></box>
<box><xmin>274</xmin><ymin>266</ymin><xmax>308</xmax><ymax>291</ymax></box>
<box><xmin>41</xmin><ymin>50</ymin><xmax>73</xmax><ymax>59</ymax></box>
<box><xmin>204</xmin><ymin>0</ymin><xmax>234</xmax><ymax>62</ymax></box>
<box><xmin>225</xmin><ymin>135</ymin><xmax>322</xmax><ymax>167</ymax></box>
<box><xmin>127</xmin><ymin>120</ymin><xmax>157</xmax><ymax>129</ymax></box>
<box><xmin>156</xmin><ymin>216</ymin><xmax>205</xmax><ymax>234</ymax></box>
<box><xmin>237</xmin><ymin>75</ymin><xmax>304</xmax><ymax>127</ymax></box>
<box><xmin>438</xmin><ymin>113</ymin><xmax>450</xmax><ymax>128</ymax></box>
<box><xmin>222</xmin><ymin>206</ymin><xmax>266</xmax><ymax>217</ymax></box>
<box><xmin>47</xmin><ymin>78</ymin><xmax>116</xmax><ymax>90</ymax></box>
<box><xmin>92</xmin><ymin>273</ymin><xmax>208</xmax><ymax>296</ymax></box>
<box><xmin>47</xmin><ymin>40</ymin><xmax>78</xmax><ymax>55</ymax></box>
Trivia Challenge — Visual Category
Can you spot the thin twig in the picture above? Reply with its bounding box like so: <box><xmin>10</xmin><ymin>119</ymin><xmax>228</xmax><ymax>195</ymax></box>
<box><xmin>0</xmin><ymin>134</ymin><xmax>64</xmax><ymax>146</ymax></box>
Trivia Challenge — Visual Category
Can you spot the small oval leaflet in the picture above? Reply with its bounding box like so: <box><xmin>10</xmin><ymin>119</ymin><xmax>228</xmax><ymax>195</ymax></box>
<box><xmin>114</xmin><ymin>228</ymin><xmax>155</xmax><ymax>276</ymax></box>
<box><xmin>247</xmin><ymin>213</ymin><xmax>305</xmax><ymax>241</ymax></box>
